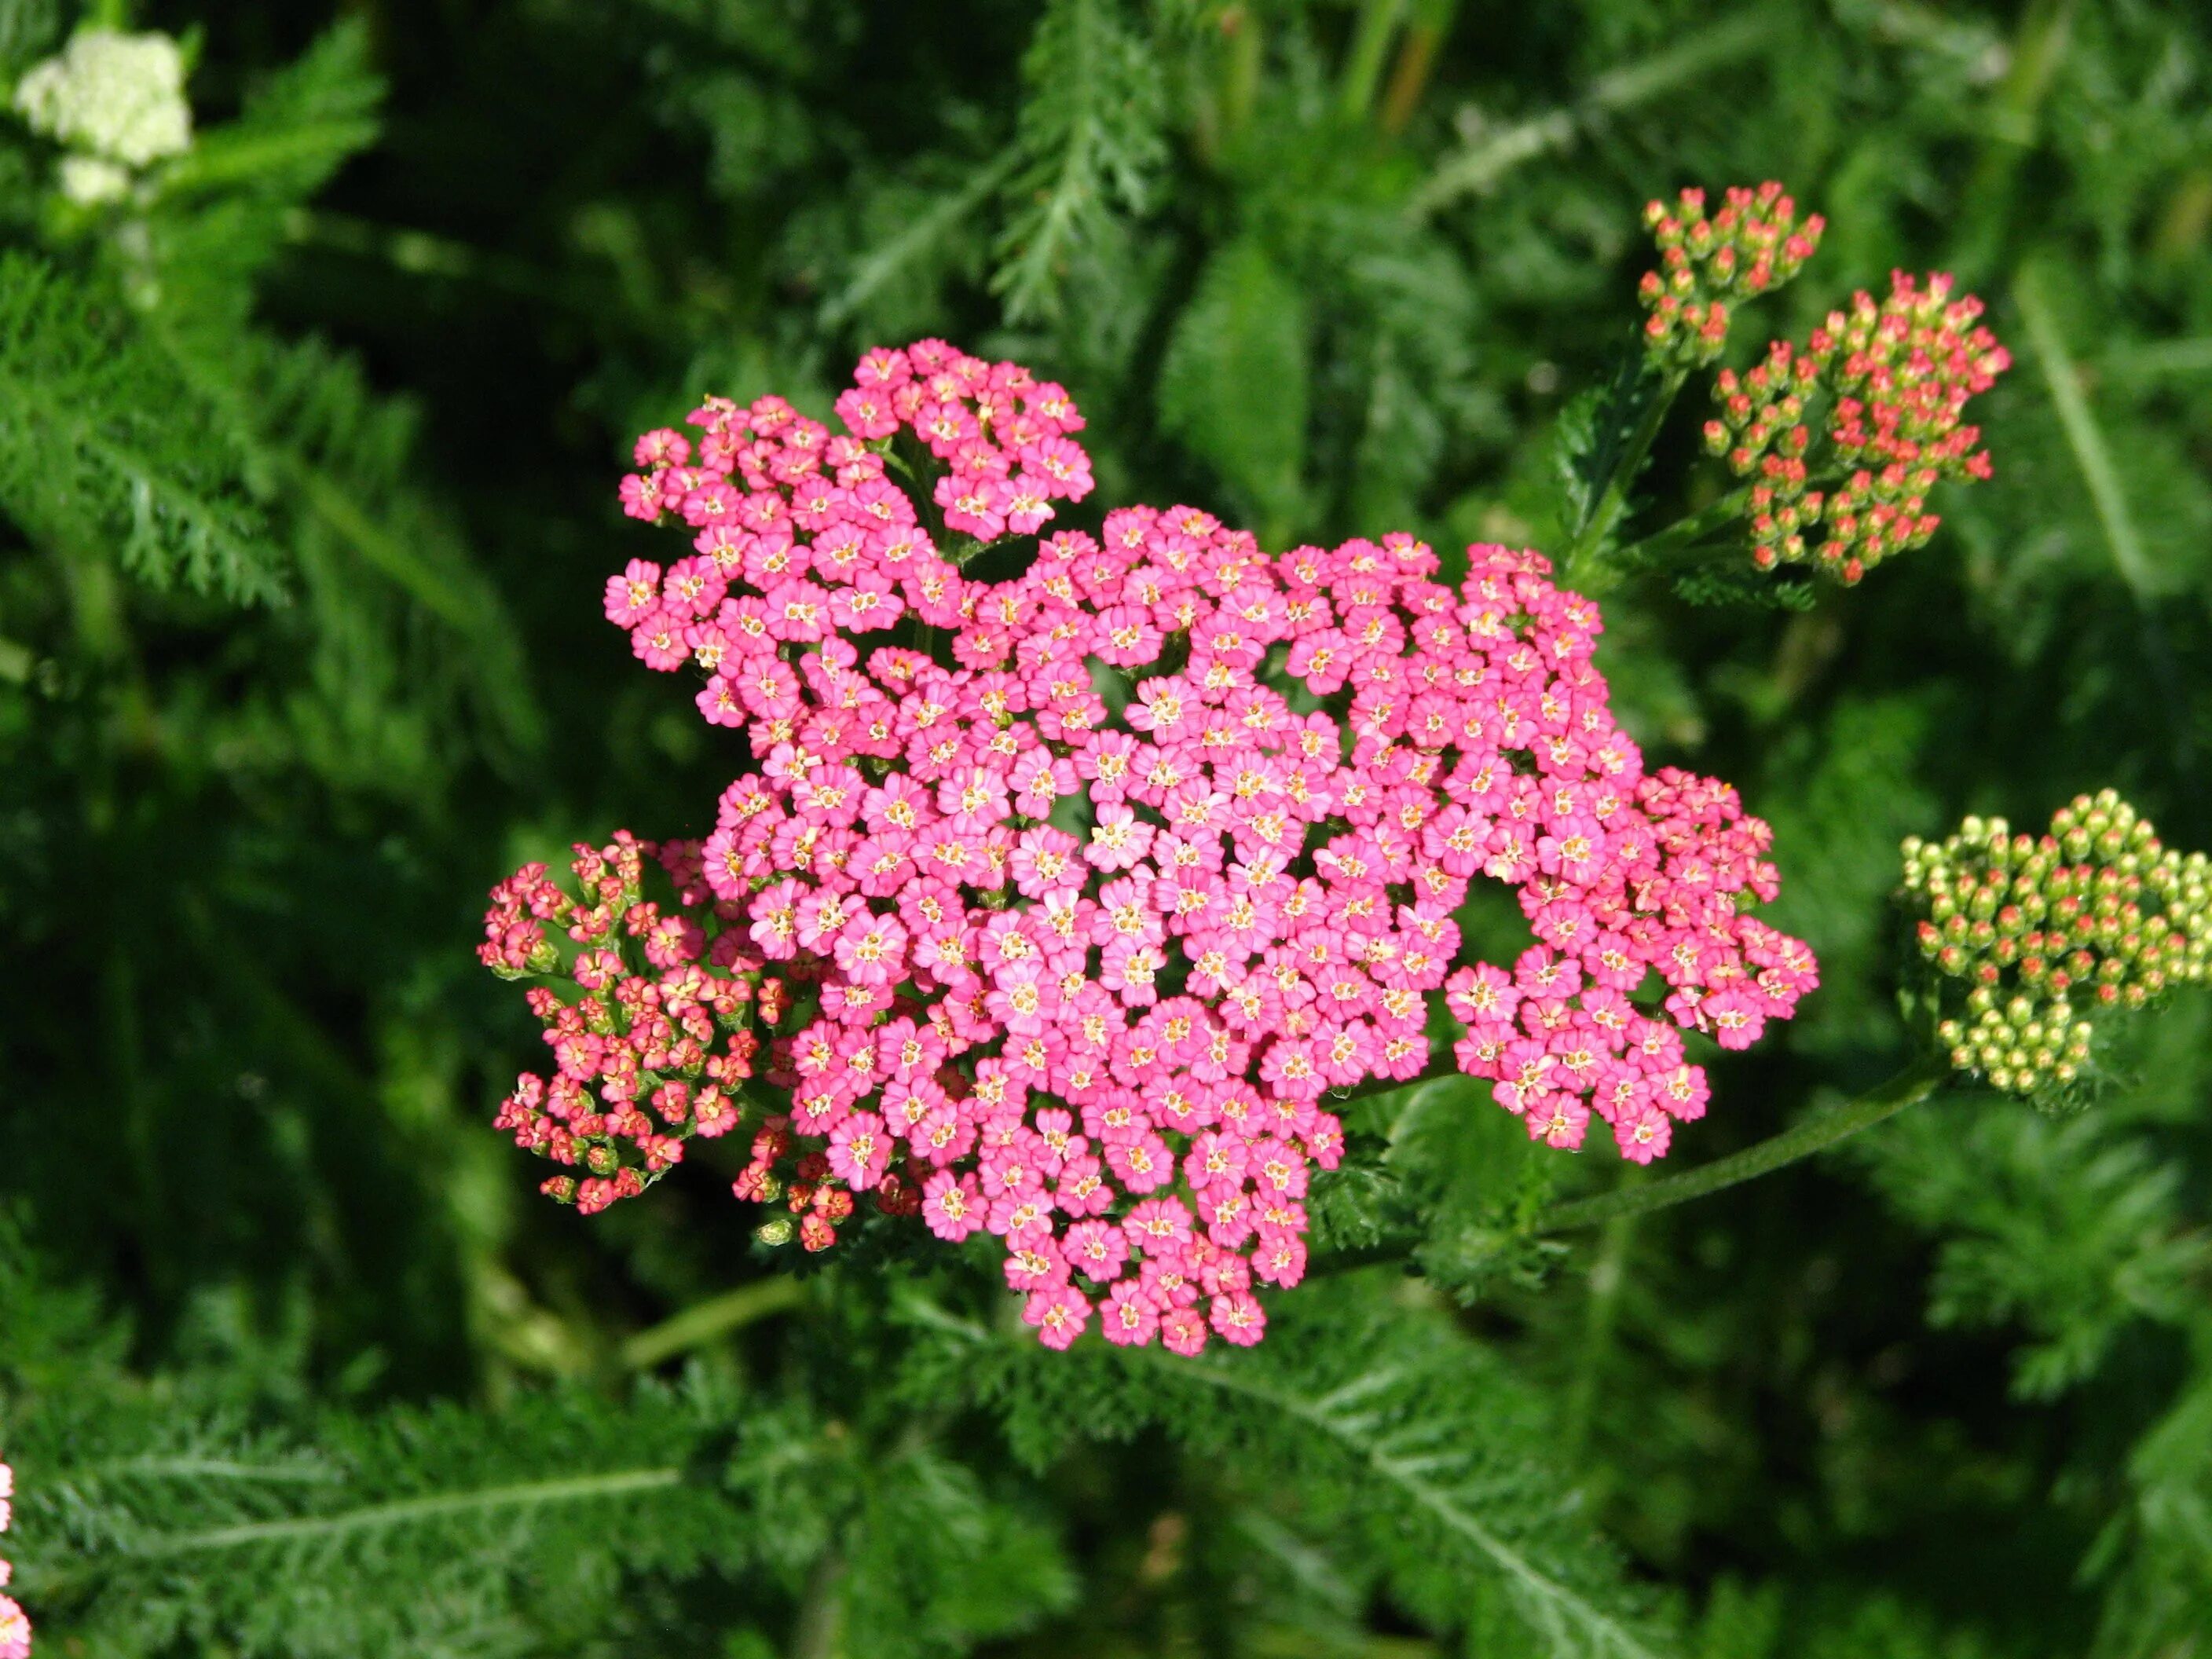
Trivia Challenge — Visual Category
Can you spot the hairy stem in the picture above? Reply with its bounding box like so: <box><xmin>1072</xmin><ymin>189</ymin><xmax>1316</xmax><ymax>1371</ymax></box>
<box><xmin>1319</xmin><ymin>1054</ymin><xmax>1950</xmax><ymax>1275</ymax></box>
<box><xmin>1539</xmin><ymin>1054</ymin><xmax>1948</xmax><ymax>1232</ymax></box>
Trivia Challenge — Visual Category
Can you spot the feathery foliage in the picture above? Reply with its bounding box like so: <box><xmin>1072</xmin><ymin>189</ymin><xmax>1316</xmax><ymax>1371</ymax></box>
<box><xmin>5</xmin><ymin>2</ymin><xmax>2212</xmax><ymax>1655</ymax></box>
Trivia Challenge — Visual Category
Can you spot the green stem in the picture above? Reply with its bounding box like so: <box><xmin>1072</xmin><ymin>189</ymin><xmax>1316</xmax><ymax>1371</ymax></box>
<box><xmin>2015</xmin><ymin>259</ymin><xmax>2193</xmax><ymax>786</ymax></box>
<box><xmin>1560</xmin><ymin>1206</ymin><xmax>1635</xmax><ymax>1467</ymax></box>
<box><xmin>792</xmin><ymin>1547</ymin><xmax>848</xmax><ymax>1659</ymax></box>
<box><xmin>1609</xmin><ymin>485</ymin><xmax>1750</xmax><ymax>569</ymax></box>
<box><xmin>1339</xmin><ymin>0</ymin><xmax>1404</xmax><ymax>123</ymax></box>
<box><xmin>1954</xmin><ymin>0</ymin><xmax>2076</xmax><ymax>282</ymax></box>
<box><xmin>2013</xmin><ymin>262</ymin><xmax>2154</xmax><ymax>601</ymax></box>
<box><xmin>1378</xmin><ymin>1</ymin><xmax>1456</xmax><ymax>135</ymax></box>
<box><xmin>1407</xmin><ymin>12</ymin><xmax>1776</xmax><ymax>219</ymax></box>
<box><xmin>1327</xmin><ymin>1053</ymin><xmax>1458</xmax><ymax>1108</ymax></box>
<box><xmin>1317</xmin><ymin>1055</ymin><xmax>1950</xmax><ymax>1276</ymax></box>
<box><xmin>134</xmin><ymin>1467</ymin><xmax>684</xmax><ymax>1556</ymax></box>
<box><xmin>1220</xmin><ymin>5</ymin><xmax>1264</xmax><ymax>141</ymax></box>
<box><xmin>1540</xmin><ymin>1055</ymin><xmax>1947</xmax><ymax>1234</ymax></box>
<box><xmin>823</xmin><ymin>151</ymin><xmax>1019</xmax><ymax>326</ymax></box>
<box><xmin>618</xmin><ymin>1276</ymin><xmax>805</xmax><ymax>1371</ymax></box>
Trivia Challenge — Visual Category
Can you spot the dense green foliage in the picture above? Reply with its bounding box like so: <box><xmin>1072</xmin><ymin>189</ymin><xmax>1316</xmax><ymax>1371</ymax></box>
<box><xmin>3</xmin><ymin>0</ymin><xmax>2210</xmax><ymax>1654</ymax></box>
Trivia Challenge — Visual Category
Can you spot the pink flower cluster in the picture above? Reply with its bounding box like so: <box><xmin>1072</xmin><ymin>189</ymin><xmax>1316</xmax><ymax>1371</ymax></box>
<box><xmin>1</xmin><ymin>1457</ymin><xmax>27</xmax><ymax>1659</ymax></box>
<box><xmin>1702</xmin><ymin>271</ymin><xmax>2009</xmax><ymax>584</ymax></box>
<box><xmin>1639</xmin><ymin>182</ymin><xmax>1825</xmax><ymax>368</ymax></box>
<box><xmin>607</xmin><ymin>339</ymin><xmax>1095</xmax><ymax>715</ymax></box>
<box><xmin>1814</xmin><ymin>273</ymin><xmax>2008</xmax><ymax>481</ymax></box>
<box><xmin>485</xmin><ymin>339</ymin><xmax>1816</xmax><ymax>1352</ymax></box>
<box><xmin>482</xmin><ymin>833</ymin><xmax>768</xmax><ymax>1217</ymax></box>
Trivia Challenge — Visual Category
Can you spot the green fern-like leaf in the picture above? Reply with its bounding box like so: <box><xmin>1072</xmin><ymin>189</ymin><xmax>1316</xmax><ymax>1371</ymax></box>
<box><xmin>910</xmin><ymin>1284</ymin><xmax>1670</xmax><ymax>1657</ymax></box>
<box><xmin>1554</xmin><ymin>352</ymin><xmax>1668</xmax><ymax>558</ymax></box>
<box><xmin>0</xmin><ymin>253</ymin><xmax>285</xmax><ymax>603</ymax></box>
<box><xmin>16</xmin><ymin>1377</ymin><xmax>745</xmax><ymax>1657</ymax></box>
<box><xmin>1158</xmin><ymin>235</ymin><xmax>1312</xmax><ymax>538</ymax></box>
<box><xmin>992</xmin><ymin>0</ymin><xmax>1166</xmax><ymax>324</ymax></box>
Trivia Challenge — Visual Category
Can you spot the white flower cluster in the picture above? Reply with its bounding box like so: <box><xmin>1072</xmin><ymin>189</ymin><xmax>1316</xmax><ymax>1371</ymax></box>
<box><xmin>14</xmin><ymin>27</ymin><xmax>192</xmax><ymax>204</ymax></box>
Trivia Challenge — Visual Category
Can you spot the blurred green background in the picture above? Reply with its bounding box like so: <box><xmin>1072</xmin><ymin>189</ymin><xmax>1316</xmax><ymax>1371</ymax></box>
<box><xmin>3</xmin><ymin>1</ymin><xmax>2212</xmax><ymax>1654</ymax></box>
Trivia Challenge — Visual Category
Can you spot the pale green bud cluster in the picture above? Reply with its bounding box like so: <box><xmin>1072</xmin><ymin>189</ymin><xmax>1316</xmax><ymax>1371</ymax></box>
<box><xmin>13</xmin><ymin>28</ymin><xmax>192</xmax><ymax>205</ymax></box>
<box><xmin>1899</xmin><ymin>789</ymin><xmax>2210</xmax><ymax>1096</ymax></box>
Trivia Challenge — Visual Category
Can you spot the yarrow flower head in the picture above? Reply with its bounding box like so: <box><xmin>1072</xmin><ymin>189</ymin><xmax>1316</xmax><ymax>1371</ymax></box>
<box><xmin>1902</xmin><ymin>790</ymin><xmax>2210</xmax><ymax>1097</ymax></box>
<box><xmin>1705</xmin><ymin>271</ymin><xmax>2010</xmax><ymax>583</ymax></box>
<box><xmin>0</xmin><ymin>1455</ymin><xmax>27</xmax><ymax>1659</ymax></box>
<box><xmin>481</xmin><ymin>833</ymin><xmax>767</xmax><ymax>1217</ymax></box>
<box><xmin>483</xmin><ymin>339</ymin><xmax>1818</xmax><ymax>1351</ymax></box>
<box><xmin>1639</xmin><ymin>182</ymin><xmax>1824</xmax><ymax>369</ymax></box>
<box><xmin>13</xmin><ymin>27</ymin><xmax>191</xmax><ymax>206</ymax></box>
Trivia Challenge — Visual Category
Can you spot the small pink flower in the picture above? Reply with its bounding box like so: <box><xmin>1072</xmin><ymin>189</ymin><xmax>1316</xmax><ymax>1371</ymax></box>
<box><xmin>1210</xmin><ymin>1288</ymin><xmax>1267</xmax><ymax>1346</ymax></box>
<box><xmin>1525</xmin><ymin>1092</ymin><xmax>1591</xmax><ymax>1149</ymax></box>
<box><xmin>1613</xmin><ymin>1097</ymin><xmax>1673</xmax><ymax>1163</ymax></box>
<box><xmin>1063</xmin><ymin>1218</ymin><xmax>1131</xmax><ymax>1282</ymax></box>
<box><xmin>922</xmin><ymin>1171</ymin><xmax>982</xmax><ymax>1241</ymax></box>
<box><xmin>603</xmin><ymin>558</ymin><xmax>662</xmax><ymax>625</ymax></box>
<box><xmin>833</xmin><ymin>910</ymin><xmax>908</xmax><ymax>987</ymax></box>
<box><xmin>1100</xmin><ymin>1280</ymin><xmax>1160</xmax><ymax>1346</ymax></box>
<box><xmin>1024</xmin><ymin>1284</ymin><xmax>1092</xmax><ymax>1350</ymax></box>
<box><xmin>827</xmin><ymin>1113</ymin><xmax>890</xmax><ymax>1188</ymax></box>
<box><xmin>1160</xmin><ymin>1306</ymin><xmax>1210</xmax><ymax>1357</ymax></box>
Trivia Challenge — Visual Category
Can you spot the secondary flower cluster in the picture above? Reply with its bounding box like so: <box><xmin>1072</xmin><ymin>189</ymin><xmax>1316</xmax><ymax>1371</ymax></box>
<box><xmin>1639</xmin><ymin>182</ymin><xmax>1824</xmax><ymax>369</ymax></box>
<box><xmin>1902</xmin><ymin>791</ymin><xmax>2210</xmax><ymax>1095</ymax></box>
<box><xmin>484</xmin><ymin>339</ymin><xmax>1817</xmax><ymax>1351</ymax></box>
<box><xmin>1705</xmin><ymin>272</ymin><xmax>2009</xmax><ymax>583</ymax></box>
<box><xmin>1</xmin><ymin>1457</ymin><xmax>27</xmax><ymax>1659</ymax></box>
<box><xmin>13</xmin><ymin>27</ymin><xmax>192</xmax><ymax>207</ymax></box>
<box><xmin>482</xmin><ymin>833</ymin><xmax>768</xmax><ymax>1217</ymax></box>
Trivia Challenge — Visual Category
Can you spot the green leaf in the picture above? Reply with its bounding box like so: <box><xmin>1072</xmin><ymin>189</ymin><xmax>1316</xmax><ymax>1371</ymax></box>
<box><xmin>165</xmin><ymin>17</ymin><xmax>382</xmax><ymax>202</ymax></box>
<box><xmin>0</xmin><ymin>253</ymin><xmax>284</xmax><ymax>603</ymax></box>
<box><xmin>921</xmin><ymin>1285</ymin><xmax>1669</xmax><ymax>1657</ymax></box>
<box><xmin>992</xmin><ymin>0</ymin><xmax>1166</xmax><ymax>324</ymax></box>
<box><xmin>1554</xmin><ymin>351</ymin><xmax>1668</xmax><ymax>555</ymax></box>
<box><xmin>1158</xmin><ymin>236</ymin><xmax>1311</xmax><ymax>538</ymax></box>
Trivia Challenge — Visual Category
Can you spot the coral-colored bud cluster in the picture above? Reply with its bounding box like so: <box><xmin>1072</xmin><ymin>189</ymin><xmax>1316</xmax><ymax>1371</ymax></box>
<box><xmin>483</xmin><ymin>338</ymin><xmax>1818</xmax><ymax>1351</ymax></box>
<box><xmin>1705</xmin><ymin>271</ymin><xmax>2009</xmax><ymax>583</ymax></box>
<box><xmin>1639</xmin><ymin>181</ymin><xmax>1823</xmax><ymax>369</ymax></box>
<box><xmin>1901</xmin><ymin>790</ymin><xmax>2210</xmax><ymax>1096</ymax></box>
<box><xmin>0</xmin><ymin>1456</ymin><xmax>28</xmax><ymax>1659</ymax></box>
<box><xmin>483</xmin><ymin>833</ymin><xmax>767</xmax><ymax>1218</ymax></box>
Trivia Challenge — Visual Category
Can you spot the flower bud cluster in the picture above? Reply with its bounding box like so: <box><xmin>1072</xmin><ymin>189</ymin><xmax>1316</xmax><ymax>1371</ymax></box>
<box><xmin>1639</xmin><ymin>182</ymin><xmax>1823</xmax><ymax>369</ymax></box>
<box><xmin>1704</xmin><ymin>271</ymin><xmax>2009</xmax><ymax>584</ymax></box>
<box><xmin>0</xmin><ymin>1456</ymin><xmax>27</xmax><ymax>1659</ymax></box>
<box><xmin>1901</xmin><ymin>791</ymin><xmax>2210</xmax><ymax>1096</ymax></box>
<box><xmin>482</xmin><ymin>833</ymin><xmax>771</xmax><ymax>1219</ymax></box>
